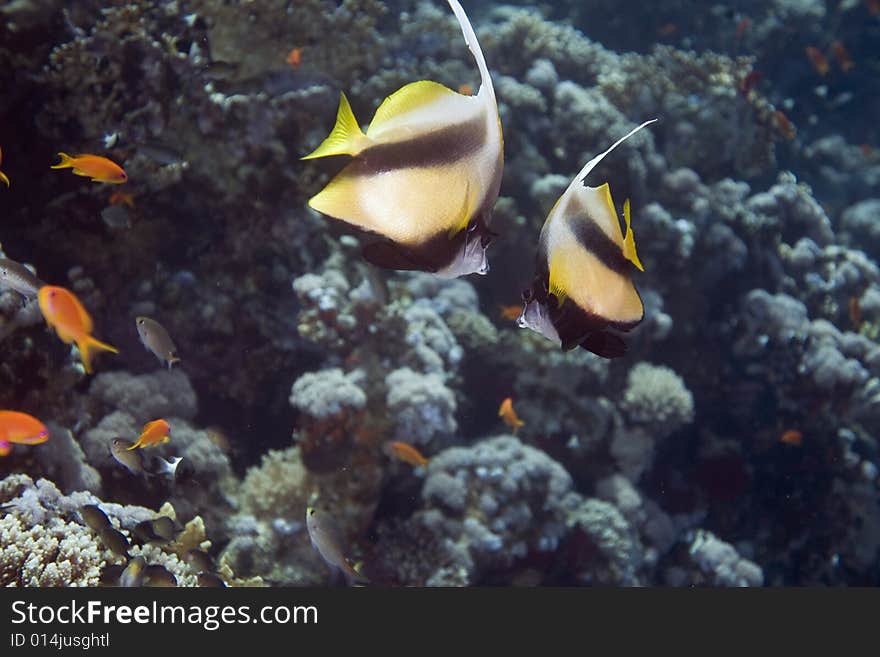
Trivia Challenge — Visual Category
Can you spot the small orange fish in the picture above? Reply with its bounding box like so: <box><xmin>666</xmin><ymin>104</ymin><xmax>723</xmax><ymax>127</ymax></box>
<box><xmin>657</xmin><ymin>22</ymin><xmax>677</xmax><ymax>37</ymax></box>
<box><xmin>849</xmin><ymin>296</ymin><xmax>863</xmax><ymax>329</ymax></box>
<box><xmin>128</xmin><ymin>419</ymin><xmax>171</xmax><ymax>450</ymax></box>
<box><xmin>735</xmin><ymin>17</ymin><xmax>751</xmax><ymax>39</ymax></box>
<box><xmin>780</xmin><ymin>429</ymin><xmax>803</xmax><ymax>447</ymax></box>
<box><xmin>738</xmin><ymin>70</ymin><xmax>764</xmax><ymax>96</ymax></box>
<box><xmin>830</xmin><ymin>41</ymin><xmax>854</xmax><ymax>73</ymax></box>
<box><xmin>386</xmin><ymin>441</ymin><xmax>429</xmax><ymax>467</ymax></box>
<box><xmin>37</xmin><ymin>285</ymin><xmax>118</xmax><ymax>374</ymax></box>
<box><xmin>499</xmin><ymin>304</ymin><xmax>522</xmax><ymax>321</ymax></box>
<box><xmin>865</xmin><ymin>0</ymin><xmax>880</xmax><ymax>16</ymax></box>
<box><xmin>773</xmin><ymin>110</ymin><xmax>796</xmax><ymax>141</ymax></box>
<box><xmin>0</xmin><ymin>411</ymin><xmax>49</xmax><ymax>456</ymax></box>
<box><xmin>458</xmin><ymin>83</ymin><xmax>473</xmax><ymax>96</ymax></box>
<box><xmin>498</xmin><ymin>397</ymin><xmax>524</xmax><ymax>432</ymax></box>
<box><xmin>51</xmin><ymin>152</ymin><xmax>127</xmax><ymax>184</ymax></box>
<box><xmin>286</xmin><ymin>47</ymin><xmax>303</xmax><ymax>69</ymax></box>
<box><xmin>805</xmin><ymin>46</ymin><xmax>829</xmax><ymax>76</ymax></box>
<box><xmin>0</xmin><ymin>146</ymin><xmax>9</xmax><ymax>187</ymax></box>
<box><xmin>109</xmin><ymin>191</ymin><xmax>135</xmax><ymax>208</ymax></box>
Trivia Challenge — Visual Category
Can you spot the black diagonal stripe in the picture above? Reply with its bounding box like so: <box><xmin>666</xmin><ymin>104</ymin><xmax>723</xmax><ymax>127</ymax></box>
<box><xmin>566</xmin><ymin>214</ymin><xmax>631</xmax><ymax>275</ymax></box>
<box><xmin>349</xmin><ymin>113</ymin><xmax>487</xmax><ymax>176</ymax></box>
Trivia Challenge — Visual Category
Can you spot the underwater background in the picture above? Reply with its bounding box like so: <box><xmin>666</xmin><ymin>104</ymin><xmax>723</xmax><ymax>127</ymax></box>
<box><xmin>1</xmin><ymin>0</ymin><xmax>879</xmax><ymax>586</ymax></box>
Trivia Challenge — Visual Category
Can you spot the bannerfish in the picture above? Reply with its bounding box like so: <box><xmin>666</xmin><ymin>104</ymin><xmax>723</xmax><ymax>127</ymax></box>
<box><xmin>0</xmin><ymin>411</ymin><xmax>50</xmax><ymax>457</ymax></box>
<box><xmin>110</xmin><ymin>437</ymin><xmax>182</xmax><ymax>478</ymax></box>
<box><xmin>136</xmin><ymin>316</ymin><xmax>180</xmax><ymax>368</ymax></box>
<box><xmin>302</xmin><ymin>0</ymin><xmax>503</xmax><ymax>278</ymax></box>
<box><xmin>37</xmin><ymin>285</ymin><xmax>119</xmax><ymax>374</ymax></box>
<box><xmin>128</xmin><ymin>419</ymin><xmax>171</xmax><ymax>450</ymax></box>
<box><xmin>517</xmin><ymin>120</ymin><xmax>657</xmax><ymax>359</ymax></box>
<box><xmin>306</xmin><ymin>506</ymin><xmax>369</xmax><ymax>585</ymax></box>
<box><xmin>0</xmin><ymin>146</ymin><xmax>9</xmax><ymax>187</ymax></box>
<box><xmin>51</xmin><ymin>152</ymin><xmax>128</xmax><ymax>184</ymax></box>
<box><xmin>0</xmin><ymin>258</ymin><xmax>46</xmax><ymax>299</ymax></box>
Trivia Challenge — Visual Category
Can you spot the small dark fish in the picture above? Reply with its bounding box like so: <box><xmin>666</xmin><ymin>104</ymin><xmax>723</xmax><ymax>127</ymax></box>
<box><xmin>110</xmin><ymin>437</ymin><xmax>183</xmax><ymax>479</ymax></box>
<box><xmin>79</xmin><ymin>504</ymin><xmax>112</xmax><ymax>532</ymax></box>
<box><xmin>201</xmin><ymin>60</ymin><xmax>240</xmax><ymax>81</ymax></box>
<box><xmin>197</xmin><ymin>572</ymin><xmax>226</xmax><ymax>587</ymax></box>
<box><xmin>120</xmin><ymin>556</ymin><xmax>146</xmax><ymax>587</ymax></box>
<box><xmin>98</xmin><ymin>564</ymin><xmax>125</xmax><ymax>587</ymax></box>
<box><xmin>0</xmin><ymin>258</ymin><xmax>45</xmax><ymax>299</ymax></box>
<box><xmin>138</xmin><ymin>141</ymin><xmax>184</xmax><ymax>166</ymax></box>
<box><xmin>136</xmin><ymin>316</ymin><xmax>180</xmax><ymax>368</ymax></box>
<box><xmin>306</xmin><ymin>506</ymin><xmax>368</xmax><ymax>585</ymax></box>
<box><xmin>99</xmin><ymin>526</ymin><xmax>131</xmax><ymax>558</ymax></box>
<box><xmin>132</xmin><ymin>519</ymin><xmax>169</xmax><ymax>544</ymax></box>
<box><xmin>185</xmin><ymin>549</ymin><xmax>214</xmax><ymax>573</ymax></box>
<box><xmin>143</xmin><ymin>564</ymin><xmax>177</xmax><ymax>587</ymax></box>
<box><xmin>151</xmin><ymin>516</ymin><xmax>179</xmax><ymax>541</ymax></box>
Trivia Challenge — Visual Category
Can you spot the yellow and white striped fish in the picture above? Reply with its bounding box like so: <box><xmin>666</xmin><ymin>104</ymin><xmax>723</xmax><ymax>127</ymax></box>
<box><xmin>301</xmin><ymin>0</ymin><xmax>503</xmax><ymax>278</ymax></box>
<box><xmin>517</xmin><ymin>120</ymin><xmax>657</xmax><ymax>358</ymax></box>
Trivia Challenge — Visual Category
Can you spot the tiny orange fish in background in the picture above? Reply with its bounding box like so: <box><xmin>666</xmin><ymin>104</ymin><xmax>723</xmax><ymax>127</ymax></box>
<box><xmin>830</xmin><ymin>41</ymin><xmax>854</xmax><ymax>73</ymax></box>
<box><xmin>458</xmin><ymin>83</ymin><xmax>473</xmax><ymax>96</ymax></box>
<box><xmin>0</xmin><ymin>146</ymin><xmax>9</xmax><ymax>187</ymax></box>
<box><xmin>51</xmin><ymin>152</ymin><xmax>127</xmax><ymax>184</ymax></box>
<box><xmin>735</xmin><ymin>17</ymin><xmax>751</xmax><ymax>39</ymax></box>
<box><xmin>499</xmin><ymin>397</ymin><xmax>524</xmax><ymax>432</ymax></box>
<box><xmin>861</xmin><ymin>144</ymin><xmax>875</xmax><ymax>159</ymax></box>
<box><xmin>805</xmin><ymin>46</ymin><xmax>829</xmax><ymax>76</ymax></box>
<box><xmin>128</xmin><ymin>419</ymin><xmax>171</xmax><ymax>450</ymax></box>
<box><xmin>865</xmin><ymin>0</ymin><xmax>880</xmax><ymax>16</ymax></box>
<box><xmin>37</xmin><ymin>285</ymin><xmax>119</xmax><ymax>374</ymax></box>
<box><xmin>109</xmin><ymin>191</ymin><xmax>135</xmax><ymax>208</ymax></box>
<box><xmin>286</xmin><ymin>47</ymin><xmax>303</xmax><ymax>69</ymax></box>
<box><xmin>386</xmin><ymin>441</ymin><xmax>430</xmax><ymax>467</ymax></box>
<box><xmin>773</xmin><ymin>110</ymin><xmax>796</xmax><ymax>141</ymax></box>
<box><xmin>780</xmin><ymin>429</ymin><xmax>803</xmax><ymax>447</ymax></box>
<box><xmin>657</xmin><ymin>22</ymin><xmax>677</xmax><ymax>37</ymax></box>
<box><xmin>499</xmin><ymin>304</ymin><xmax>522</xmax><ymax>321</ymax></box>
<box><xmin>738</xmin><ymin>70</ymin><xmax>764</xmax><ymax>96</ymax></box>
<box><xmin>0</xmin><ymin>411</ymin><xmax>50</xmax><ymax>457</ymax></box>
<box><xmin>849</xmin><ymin>296</ymin><xmax>863</xmax><ymax>329</ymax></box>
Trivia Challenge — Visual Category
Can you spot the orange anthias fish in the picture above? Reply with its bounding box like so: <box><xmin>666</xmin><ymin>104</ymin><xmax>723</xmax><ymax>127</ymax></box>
<box><xmin>499</xmin><ymin>304</ymin><xmax>523</xmax><ymax>321</ymax></box>
<box><xmin>805</xmin><ymin>46</ymin><xmax>829</xmax><ymax>76</ymax></box>
<box><xmin>779</xmin><ymin>429</ymin><xmax>803</xmax><ymax>447</ymax></box>
<box><xmin>128</xmin><ymin>419</ymin><xmax>171</xmax><ymax>450</ymax></box>
<box><xmin>109</xmin><ymin>191</ymin><xmax>135</xmax><ymax>208</ymax></box>
<box><xmin>387</xmin><ymin>441</ymin><xmax>430</xmax><ymax>467</ymax></box>
<box><xmin>286</xmin><ymin>47</ymin><xmax>303</xmax><ymax>69</ymax></box>
<box><xmin>498</xmin><ymin>397</ymin><xmax>524</xmax><ymax>432</ymax></box>
<box><xmin>865</xmin><ymin>0</ymin><xmax>880</xmax><ymax>16</ymax></box>
<box><xmin>0</xmin><ymin>146</ymin><xmax>9</xmax><ymax>187</ymax></box>
<box><xmin>773</xmin><ymin>110</ymin><xmax>796</xmax><ymax>141</ymax></box>
<box><xmin>458</xmin><ymin>83</ymin><xmax>473</xmax><ymax>95</ymax></box>
<box><xmin>50</xmin><ymin>153</ymin><xmax>127</xmax><ymax>184</ymax></box>
<box><xmin>37</xmin><ymin>285</ymin><xmax>119</xmax><ymax>374</ymax></box>
<box><xmin>830</xmin><ymin>41</ymin><xmax>854</xmax><ymax>73</ymax></box>
<box><xmin>0</xmin><ymin>411</ymin><xmax>49</xmax><ymax>456</ymax></box>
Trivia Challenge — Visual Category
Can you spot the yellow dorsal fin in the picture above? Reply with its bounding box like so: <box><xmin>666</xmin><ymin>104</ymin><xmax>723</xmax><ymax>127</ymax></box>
<box><xmin>622</xmin><ymin>198</ymin><xmax>644</xmax><ymax>272</ymax></box>
<box><xmin>367</xmin><ymin>81</ymin><xmax>460</xmax><ymax>138</ymax></box>
<box><xmin>301</xmin><ymin>93</ymin><xmax>369</xmax><ymax>160</ymax></box>
<box><xmin>50</xmin><ymin>152</ymin><xmax>75</xmax><ymax>169</ymax></box>
<box><xmin>447</xmin><ymin>181</ymin><xmax>473</xmax><ymax>239</ymax></box>
<box><xmin>548</xmin><ymin>250</ymin><xmax>572</xmax><ymax>306</ymax></box>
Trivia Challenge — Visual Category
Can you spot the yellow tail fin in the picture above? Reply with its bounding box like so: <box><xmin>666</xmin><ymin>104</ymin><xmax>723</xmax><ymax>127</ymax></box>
<box><xmin>50</xmin><ymin>152</ymin><xmax>75</xmax><ymax>170</ymax></box>
<box><xmin>622</xmin><ymin>199</ymin><xmax>644</xmax><ymax>272</ymax></box>
<box><xmin>0</xmin><ymin>170</ymin><xmax>8</xmax><ymax>187</ymax></box>
<box><xmin>76</xmin><ymin>333</ymin><xmax>119</xmax><ymax>374</ymax></box>
<box><xmin>301</xmin><ymin>93</ymin><xmax>369</xmax><ymax>160</ymax></box>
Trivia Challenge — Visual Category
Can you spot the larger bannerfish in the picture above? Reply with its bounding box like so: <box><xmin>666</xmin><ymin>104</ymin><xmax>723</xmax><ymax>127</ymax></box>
<box><xmin>302</xmin><ymin>0</ymin><xmax>503</xmax><ymax>278</ymax></box>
